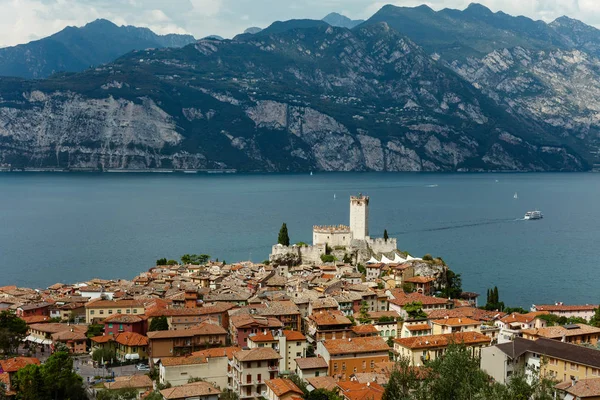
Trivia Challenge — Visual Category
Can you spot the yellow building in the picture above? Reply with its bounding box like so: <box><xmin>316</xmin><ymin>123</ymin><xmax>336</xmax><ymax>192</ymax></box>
<box><xmin>85</xmin><ymin>299</ymin><xmax>146</xmax><ymax>324</ymax></box>
<box><xmin>430</xmin><ymin>317</ymin><xmax>481</xmax><ymax>335</ymax></box>
<box><xmin>522</xmin><ymin>323</ymin><xmax>600</xmax><ymax>346</ymax></box>
<box><xmin>394</xmin><ymin>332</ymin><xmax>491</xmax><ymax>367</ymax></box>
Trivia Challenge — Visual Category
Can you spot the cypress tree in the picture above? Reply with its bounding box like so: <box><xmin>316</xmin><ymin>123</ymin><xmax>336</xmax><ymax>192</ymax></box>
<box><xmin>383</xmin><ymin>229</ymin><xmax>389</xmax><ymax>242</ymax></box>
<box><xmin>278</xmin><ymin>223</ymin><xmax>290</xmax><ymax>246</ymax></box>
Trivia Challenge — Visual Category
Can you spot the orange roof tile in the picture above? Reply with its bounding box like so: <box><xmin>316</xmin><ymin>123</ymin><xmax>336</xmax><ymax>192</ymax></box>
<box><xmin>265</xmin><ymin>378</ymin><xmax>304</xmax><ymax>397</ymax></box>
<box><xmin>405</xmin><ymin>324</ymin><xmax>431</xmax><ymax>331</ymax></box>
<box><xmin>234</xmin><ymin>347</ymin><xmax>281</xmax><ymax>362</ymax></box>
<box><xmin>0</xmin><ymin>357</ymin><xmax>40</xmax><ymax>373</ymax></box>
<box><xmin>322</xmin><ymin>336</ymin><xmax>390</xmax><ymax>356</ymax></box>
<box><xmin>394</xmin><ymin>332</ymin><xmax>490</xmax><ymax>350</ymax></box>
<box><xmin>282</xmin><ymin>330</ymin><xmax>306</xmax><ymax>341</ymax></box>
<box><xmin>337</xmin><ymin>381</ymin><xmax>385</xmax><ymax>400</ymax></box>
<box><xmin>192</xmin><ymin>346</ymin><xmax>241</xmax><ymax>361</ymax></box>
<box><xmin>431</xmin><ymin>317</ymin><xmax>479</xmax><ymax>326</ymax></box>
<box><xmin>114</xmin><ymin>332</ymin><xmax>148</xmax><ymax>347</ymax></box>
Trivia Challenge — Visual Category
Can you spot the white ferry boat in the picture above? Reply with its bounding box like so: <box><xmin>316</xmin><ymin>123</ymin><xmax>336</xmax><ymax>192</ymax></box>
<box><xmin>524</xmin><ymin>210</ymin><xmax>543</xmax><ymax>220</ymax></box>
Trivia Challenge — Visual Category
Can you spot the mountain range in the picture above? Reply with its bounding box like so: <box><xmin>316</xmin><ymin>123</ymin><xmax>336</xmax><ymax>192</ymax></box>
<box><xmin>0</xmin><ymin>4</ymin><xmax>599</xmax><ymax>172</ymax></box>
<box><xmin>0</xmin><ymin>19</ymin><xmax>196</xmax><ymax>79</ymax></box>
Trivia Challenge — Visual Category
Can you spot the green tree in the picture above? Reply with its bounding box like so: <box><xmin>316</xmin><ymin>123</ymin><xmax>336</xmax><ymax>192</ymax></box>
<box><xmin>220</xmin><ymin>389</ymin><xmax>240</xmax><ymax>400</ymax></box>
<box><xmin>92</xmin><ymin>347</ymin><xmax>116</xmax><ymax>364</ymax></box>
<box><xmin>307</xmin><ymin>388</ymin><xmax>344</xmax><ymax>400</ymax></box>
<box><xmin>440</xmin><ymin>269</ymin><xmax>462</xmax><ymax>299</ymax></box>
<box><xmin>403</xmin><ymin>302</ymin><xmax>427</xmax><ymax>319</ymax></box>
<box><xmin>156</xmin><ymin>258</ymin><xmax>167</xmax><ymax>266</ymax></box>
<box><xmin>144</xmin><ymin>392</ymin><xmax>165</xmax><ymax>400</ymax></box>
<box><xmin>383</xmin><ymin>229</ymin><xmax>389</xmax><ymax>242</ymax></box>
<box><xmin>97</xmin><ymin>388</ymin><xmax>138</xmax><ymax>400</ymax></box>
<box><xmin>402</xmin><ymin>282</ymin><xmax>415</xmax><ymax>293</ymax></box>
<box><xmin>288</xmin><ymin>374</ymin><xmax>308</xmax><ymax>398</ymax></box>
<box><xmin>357</xmin><ymin>264</ymin><xmax>366</xmax><ymax>275</ymax></box>
<box><xmin>0</xmin><ymin>310</ymin><xmax>28</xmax><ymax>355</ymax></box>
<box><xmin>423</xmin><ymin>254</ymin><xmax>433</xmax><ymax>261</ymax></box>
<box><xmin>278</xmin><ymin>223</ymin><xmax>290</xmax><ymax>246</ymax></box>
<box><xmin>358</xmin><ymin>301</ymin><xmax>371</xmax><ymax>324</ymax></box>
<box><xmin>383</xmin><ymin>357</ymin><xmax>419</xmax><ymax>400</ymax></box>
<box><xmin>13</xmin><ymin>363</ymin><xmax>46</xmax><ymax>400</ymax></box>
<box><xmin>590</xmin><ymin>307</ymin><xmax>600</xmax><ymax>327</ymax></box>
<box><xmin>149</xmin><ymin>316</ymin><xmax>169</xmax><ymax>331</ymax></box>
<box><xmin>320</xmin><ymin>254</ymin><xmax>336</xmax><ymax>263</ymax></box>
<box><xmin>86</xmin><ymin>323</ymin><xmax>104</xmax><ymax>338</ymax></box>
<box><xmin>484</xmin><ymin>286</ymin><xmax>505</xmax><ymax>311</ymax></box>
<box><xmin>181</xmin><ymin>254</ymin><xmax>192</xmax><ymax>264</ymax></box>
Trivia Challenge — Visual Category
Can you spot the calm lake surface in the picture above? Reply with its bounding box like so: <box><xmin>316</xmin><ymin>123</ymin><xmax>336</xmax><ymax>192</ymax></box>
<box><xmin>0</xmin><ymin>172</ymin><xmax>597</xmax><ymax>308</ymax></box>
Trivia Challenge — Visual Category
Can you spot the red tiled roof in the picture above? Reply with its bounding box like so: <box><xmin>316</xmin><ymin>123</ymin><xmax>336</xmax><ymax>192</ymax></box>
<box><xmin>394</xmin><ymin>332</ymin><xmax>490</xmax><ymax>350</ymax></box>
<box><xmin>234</xmin><ymin>347</ymin><xmax>281</xmax><ymax>362</ymax></box>
<box><xmin>535</xmin><ymin>304</ymin><xmax>599</xmax><ymax>312</ymax></box>
<box><xmin>265</xmin><ymin>378</ymin><xmax>303</xmax><ymax>397</ymax></box>
<box><xmin>322</xmin><ymin>336</ymin><xmax>390</xmax><ymax>356</ymax></box>
<box><xmin>295</xmin><ymin>357</ymin><xmax>328</xmax><ymax>370</ymax></box>
<box><xmin>192</xmin><ymin>346</ymin><xmax>241</xmax><ymax>360</ymax></box>
<box><xmin>0</xmin><ymin>357</ymin><xmax>40</xmax><ymax>373</ymax></box>
<box><xmin>430</xmin><ymin>317</ymin><xmax>479</xmax><ymax>326</ymax></box>
<box><xmin>405</xmin><ymin>324</ymin><xmax>431</xmax><ymax>331</ymax></box>
<box><xmin>147</xmin><ymin>322</ymin><xmax>226</xmax><ymax>339</ymax></box>
<box><xmin>114</xmin><ymin>332</ymin><xmax>148</xmax><ymax>347</ymax></box>
<box><xmin>282</xmin><ymin>330</ymin><xmax>306</xmax><ymax>341</ymax></box>
<box><xmin>389</xmin><ymin>291</ymin><xmax>449</xmax><ymax>307</ymax></box>
<box><xmin>337</xmin><ymin>381</ymin><xmax>385</xmax><ymax>400</ymax></box>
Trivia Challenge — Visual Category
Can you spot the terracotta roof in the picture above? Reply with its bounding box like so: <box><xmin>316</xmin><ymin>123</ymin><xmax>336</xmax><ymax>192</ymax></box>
<box><xmin>234</xmin><ymin>347</ymin><xmax>281</xmax><ymax>362</ymax></box>
<box><xmin>431</xmin><ymin>317</ymin><xmax>479</xmax><ymax>326</ymax></box>
<box><xmin>352</xmin><ymin>325</ymin><xmax>379</xmax><ymax>334</ymax></box>
<box><xmin>104</xmin><ymin>375</ymin><xmax>153</xmax><ymax>390</ymax></box>
<box><xmin>103</xmin><ymin>314</ymin><xmax>145</xmax><ymax>324</ymax></box>
<box><xmin>51</xmin><ymin>329</ymin><xmax>87</xmax><ymax>341</ymax></box>
<box><xmin>389</xmin><ymin>291</ymin><xmax>449</xmax><ymax>307</ymax></box>
<box><xmin>146</xmin><ymin>303</ymin><xmax>235</xmax><ymax>317</ymax></box>
<box><xmin>249</xmin><ymin>332</ymin><xmax>276</xmax><ymax>342</ymax></box>
<box><xmin>29</xmin><ymin>323</ymin><xmax>87</xmax><ymax>334</ymax></box>
<box><xmin>295</xmin><ymin>357</ymin><xmax>328</xmax><ymax>370</ymax></box>
<box><xmin>404</xmin><ymin>276</ymin><xmax>436</xmax><ymax>284</ymax></box>
<box><xmin>161</xmin><ymin>381</ymin><xmax>221</xmax><ymax>399</ymax></box>
<box><xmin>535</xmin><ymin>304</ymin><xmax>599</xmax><ymax>312</ymax></box>
<box><xmin>306</xmin><ymin>376</ymin><xmax>337</xmax><ymax>391</ymax></box>
<box><xmin>405</xmin><ymin>324</ymin><xmax>432</xmax><ymax>331</ymax></box>
<box><xmin>322</xmin><ymin>336</ymin><xmax>390</xmax><ymax>356</ymax></box>
<box><xmin>265</xmin><ymin>378</ymin><xmax>304</xmax><ymax>397</ymax></box>
<box><xmin>282</xmin><ymin>330</ymin><xmax>306</xmax><ymax>341</ymax></box>
<box><xmin>86</xmin><ymin>299</ymin><xmax>145</xmax><ymax>309</ymax></box>
<box><xmin>147</xmin><ymin>322</ymin><xmax>226</xmax><ymax>339</ymax></box>
<box><xmin>499</xmin><ymin>312</ymin><xmax>548</xmax><ymax>324</ymax></box>
<box><xmin>394</xmin><ymin>332</ymin><xmax>490</xmax><ymax>350</ymax></box>
<box><xmin>160</xmin><ymin>355</ymin><xmax>208</xmax><ymax>367</ymax></box>
<box><xmin>0</xmin><ymin>357</ymin><xmax>40</xmax><ymax>373</ymax></box>
<box><xmin>556</xmin><ymin>377</ymin><xmax>600</xmax><ymax>397</ymax></box>
<box><xmin>309</xmin><ymin>310</ymin><xmax>352</xmax><ymax>326</ymax></box>
<box><xmin>91</xmin><ymin>335</ymin><xmax>113</xmax><ymax>344</ymax></box>
<box><xmin>230</xmin><ymin>315</ymin><xmax>283</xmax><ymax>329</ymax></box>
<box><xmin>522</xmin><ymin>324</ymin><xmax>600</xmax><ymax>339</ymax></box>
<box><xmin>114</xmin><ymin>332</ymin><xmax>148</xmax><ymax>347</ymax></box>
<box><xmin>192</xmin><ymin>346</ymin><xmax>241</xmax><ymax>361</ymax></box>
<box><xmin>21</xmin><ymin>316</ymin><xmax>51</xmax><ymax>324</ymax></box>
<box><xmin>337</xmin><ymin>381</ymin><xmax>385</xmax><ymax>400</ymax></box>
<box><xmin>425</xmin><ymin>307</ymin><xmax>505</xmax><ymax>322</ymax></box>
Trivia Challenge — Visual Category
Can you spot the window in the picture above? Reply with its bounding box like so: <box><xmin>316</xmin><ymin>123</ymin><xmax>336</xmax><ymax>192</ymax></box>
<box><xmin>119</xmin><ymin>324</ymin><xmax>123</xmax><ymax>331</ymax></box>
<box><xmin>370</xmin><ymin>360</ymin><xmax>375</xmax><ymax>368</ymax></box>
<box><xmin>108</xmin><ymin>323</ymin><xmax>113</xmax><ymax>328</ymax></box>
<box><xmin>296</xmin><ymin>352</ymin><xmax>301</xmax><ymax>357</ymax></box>
<box><xmin>592</xmin><ymin>368</ymin><xmax>599</xmax><ymax>376</ymax></box>
<box><xmin>90</xmin><ymin>310</ymin><xmax>95</xmax><ymax>315</ymax></box>
<box><xmin>126</xmin><ymin>310</ymin><xmax>130</xmax><ymax>314</ymax></box>
<box><xmin>99</xmin><ymin>310</ymin><xmax>104</xmax><ymax>315</ymax></box>
<box><xmin>315</xmin><ymin>371</ymin><xmax>320</xmax><ymax>377</ymax></box>
<box><xmin>342</xmin><ymin>362</ymin><xmax>346</xmax><ymax>371</ymax></box>
<box><xmin>297</xmin><ymin>342</ymin><xmax>301</xmax><ymax>346</ymax></box>
<box><xmin>257</xmin><ymin>374</ymin><xmax>261</xmax><ymax>382</ymax></box>
<box><xmin>108</xmin><ymin>310</ymin><xmax>113</xmax><ymax>315</ymax></box>
<box><xmin>549</xmin><ymin>358</ymin><xmax>558</xmax><ymax>366</ymax></box>
<box><xmin>133</xmin><ymin>309</ymin><xmax>137</xmax><ymax>314</ymax></box>
<box><xmin>570</xmin><ymin>363</ymin><xmax>578</xmax><ymax>371</ymax></box>
<box><xmin>117</xmin><ymin>310</ymin><xmax>121</xmax><ymax>314</ymax></box>
<box><xmin>334</xmin><ymin>363</ymin><xmax>338</xmax><ymax>371</ymax></box>
<box><xmin>362</xmin><ymin>361</ymin><xmax>366</xmax><ymax>369</ymax></box>
<box><xmin>353</xmin><ymin>367</ymin><xmax>357</xmax><ymax>373</ymax></box>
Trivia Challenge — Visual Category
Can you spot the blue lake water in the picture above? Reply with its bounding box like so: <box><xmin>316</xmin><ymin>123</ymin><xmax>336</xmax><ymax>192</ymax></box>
<box><xmin>0</xmin><ymin>172</ymin><xmax>598</xmax><ymax>308</ymax></box>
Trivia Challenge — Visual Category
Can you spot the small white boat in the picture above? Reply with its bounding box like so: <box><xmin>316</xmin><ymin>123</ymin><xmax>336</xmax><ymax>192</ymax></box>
<box><xmin>333</xmin><ymin>194</ymin><xmax>336</xmax><ymax>199</ymax></box>
<box><xmin>514</xmin><ymin>192</ymin><xmax>518</xmax><ymax>199</ymax></box>
<box><xmin>310</xmin><ymin>171</ymin><xmax>313</xmax><ymax>176</ymax></box>
<box><xmin>524</xmin><ymin>210</ymin><xmax>543</xmax><ymax>220</ymax></box>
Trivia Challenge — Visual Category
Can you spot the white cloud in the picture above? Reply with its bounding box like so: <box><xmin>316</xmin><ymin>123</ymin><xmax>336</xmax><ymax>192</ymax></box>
<box><xmin>2</xmin><ymin>0</ymin><xmax>600</xmax><ymax>48</ymax></box>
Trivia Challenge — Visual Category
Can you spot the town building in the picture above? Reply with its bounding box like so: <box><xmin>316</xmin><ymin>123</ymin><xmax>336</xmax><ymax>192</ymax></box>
<box><xmin>160</xmin><ymin>381</ymin><xmax>221</xmax><ymax>400</ymax></box>
<box><xmin>230</xmin><ymin>315</ymin><xmax>283</xmax><ymax>347</ymax></box>
<box><xmin>294</xmin><ymin>357</ymin><xmax>329</xmax><ymax>380</ymax></box>
<box><xmin>531</xmin><ymin>303</ymin><xmax>599</xmax><ymax>321</ymax></box>
<box><xmin>159</xmin><ymin>353</ymin><xmax>229</xmax><ymax>389</ymax></box>
<box><xmin>430</xmin><ymin>317</ymin><xmax>481</xmax><ymax>335</ymax></box>
<box><xmin>102</xmin><ymin>375</ymin><xmax>153</xmax><ymax>398</ymax></box>
<box><xmin>114</xmin><ymin>331</ymin><xmax>148</xmax><ymax>361</ymax></box>
<box><xmin>264</xmin><ymin>378</ymin><xmax>304</xmax><ymax>400</ymax></box>
<box><xmin>147</xmin><ymin>322</ymin><xmax>228</xmax><ymax>361</ymax></box>
<box><xmin>555</xmin><ymin>377</ymin><xmax>600</xmax><ymax>400</ymax></box>
<box><xmin>316</xmin><ymin>336</ymin><xmax>390</xmax><ymax>381</ymax></box>
<box><xmin>521</xmin><ymin>323</ymin><xmax>600</xmax><ymax>345</ymax></box>
<box><xmin>307</xmin><ymin>310</ymin><xmax>353</xmax><ymax>341</ymax></box>
<box><xmin>103</xmin><ymin>314</ymin><xmax>147</xmax><ymax>336</ymax></box>
<box><xmin>85</xmin><ymin>299</ymin><xmax>145</xmax><ymax>324</ymax></box>
<box><xmin>230</xmin><ymin>348</ymin><xmax>281</xmax><ymax>400</ymax></box>
<box><xmin>394</xmin><ymin>332</ymin><xmax>491</xmax><ymax>367</ymax></box>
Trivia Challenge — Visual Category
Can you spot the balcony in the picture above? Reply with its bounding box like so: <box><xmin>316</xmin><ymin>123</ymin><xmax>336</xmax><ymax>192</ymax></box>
<box><xmin>267</xmin><ymin>365</ymin><xmax>279</xmax><ymax>371</ymax></box>
<box><xmin>240</xmin><ymin>381</ymin><xmax>255</xmax><ymax>386</ymax></box>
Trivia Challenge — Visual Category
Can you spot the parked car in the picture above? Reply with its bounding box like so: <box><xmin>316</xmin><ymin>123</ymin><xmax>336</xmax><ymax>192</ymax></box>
<box><xmin>135</xmin><ymin>363</ymin><xmax>150</xmax><ymax>371</ymax></box>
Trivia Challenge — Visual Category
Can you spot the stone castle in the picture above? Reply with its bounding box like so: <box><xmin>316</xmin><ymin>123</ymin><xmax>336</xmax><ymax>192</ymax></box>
<box><xmin>270</xmin><ymin>194</ymin><xmax>398</xmax><ymax>265</ymax></box>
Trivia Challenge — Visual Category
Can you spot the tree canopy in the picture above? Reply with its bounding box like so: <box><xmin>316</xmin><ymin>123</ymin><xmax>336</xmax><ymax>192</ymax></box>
<box><xmin>181</xmin><ymin>254</ymin><xmax>211</xmax><ymax>265</ymax></box>
<box><xmin>0</xmin><ymin>311</ymin><xmax>27</xmax><ymax>355</ymax></box>
<box><xmin>403</xmin><ymin>301</ymin><xmax>427</xmax><ymax>319</ymax></box>
<box><xmin>149</xmin><ymin>316</ymin><xmax>169</xmax><ymax>331</ymax></box>
<box><xmin>13</xmin><ymin>351</ymin><xmax>86</xmax><ymax>400</ymax></box>
<box><xmin>278</xmin><ymin>223</ymin><xmax>290</xmax><ymax>246</ymax></box>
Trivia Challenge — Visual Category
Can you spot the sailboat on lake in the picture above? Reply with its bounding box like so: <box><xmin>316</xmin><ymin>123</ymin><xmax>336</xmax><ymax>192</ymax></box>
<box><xmin>514</xmin><ymin>192</ymin><xmax>518</xmax><ymax>199</ymax></box>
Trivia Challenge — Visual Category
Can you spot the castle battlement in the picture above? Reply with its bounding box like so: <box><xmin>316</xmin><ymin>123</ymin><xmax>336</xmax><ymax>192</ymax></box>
<box><xmin>313</xmin><ymin>225</ymin><xmax>351</xmax><ymax>233</ymax></box>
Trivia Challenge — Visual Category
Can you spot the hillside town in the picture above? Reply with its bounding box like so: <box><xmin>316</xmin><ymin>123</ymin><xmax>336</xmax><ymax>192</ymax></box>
<box><xmin>1</xmin><ymin>196</ymin><xmax>600</xmax><ymax>400</ymax></box>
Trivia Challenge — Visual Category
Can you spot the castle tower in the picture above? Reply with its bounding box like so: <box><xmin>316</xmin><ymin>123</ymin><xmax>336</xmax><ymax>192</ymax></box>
<box><xmin>350</xmin><ymin>194</ymin><xmax>369</xmax><ymax>241</ymax></box>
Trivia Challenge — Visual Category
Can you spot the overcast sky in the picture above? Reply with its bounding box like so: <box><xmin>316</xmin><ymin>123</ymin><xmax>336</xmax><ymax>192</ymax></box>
<box><xmin>0</xmin><ymin>0</ymin><xmax>597</xmax><ymax>48</ymax></box>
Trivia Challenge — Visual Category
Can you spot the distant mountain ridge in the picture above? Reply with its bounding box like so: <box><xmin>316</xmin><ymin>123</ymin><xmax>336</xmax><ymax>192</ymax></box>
<box><xmin>0</xmin><ymin>19</ymin><xmax>196</xmax><ymax>79</ymax></box>
<box><xmin>322</xmin><ymin>12</ymin><xmax>364</xmax><ymax>29</ymax></box>
<box><xmin>1</xmin><ymin>4</ymin><xmax>600</xmax><ymax>172</ymax></box>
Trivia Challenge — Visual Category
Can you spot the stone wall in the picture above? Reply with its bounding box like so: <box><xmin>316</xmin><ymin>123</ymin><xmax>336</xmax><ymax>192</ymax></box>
<box><xmin>313</xmin><ymin>227</ymin><xmax>352</xmax><ymax>247</ymax></box>
<box><xmin>269</xmin><ymin>243</ymin><xmax>326</xmax><ymax>265</ymax></box>
<box><xmin>367</xmin><ymin>237</ymin><xmax>398</xmax><ymax>254</ymax></box>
